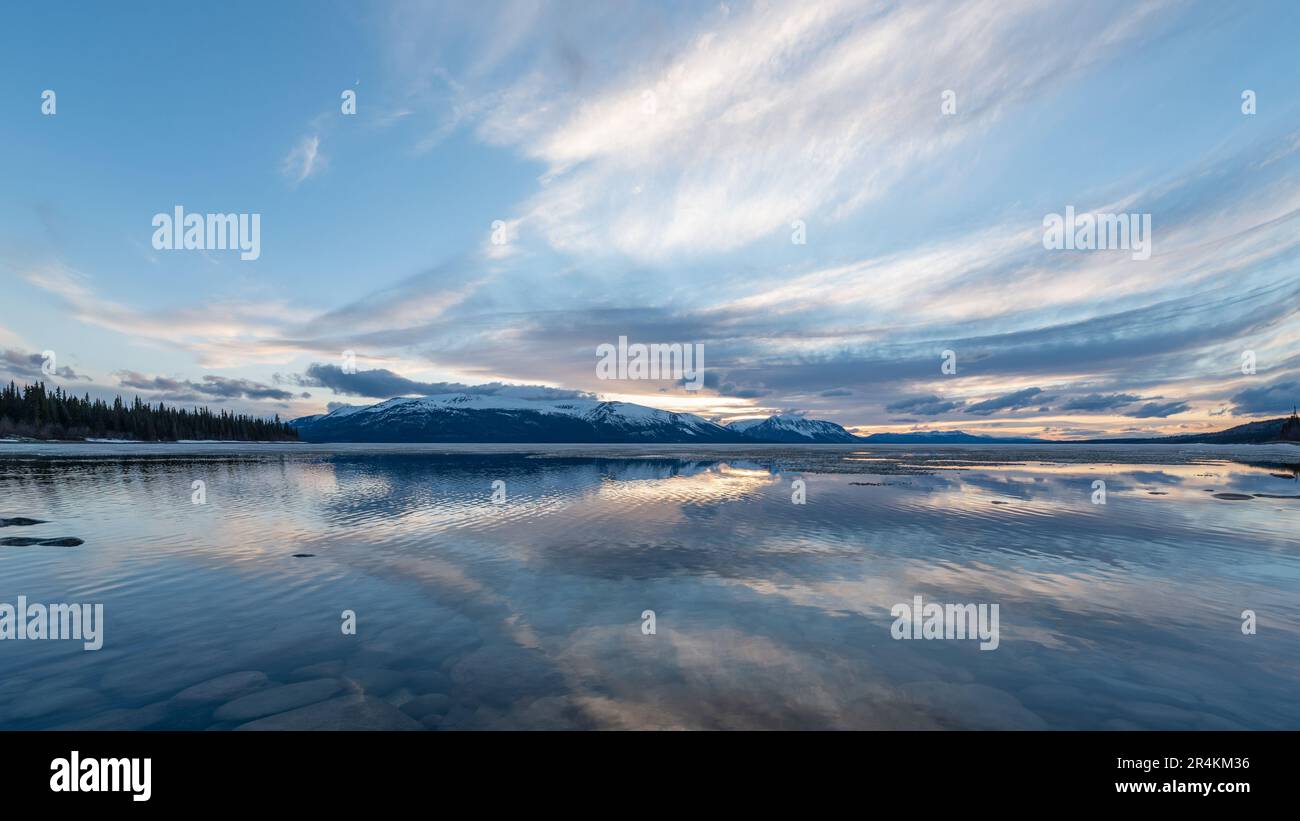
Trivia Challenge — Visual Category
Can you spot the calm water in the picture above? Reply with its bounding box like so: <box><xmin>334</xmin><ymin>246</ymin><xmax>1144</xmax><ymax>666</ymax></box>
<box><xmin>1</xmin><ymin>442</ymin><xmax>1298</xmax><ymax>730</ymax></box>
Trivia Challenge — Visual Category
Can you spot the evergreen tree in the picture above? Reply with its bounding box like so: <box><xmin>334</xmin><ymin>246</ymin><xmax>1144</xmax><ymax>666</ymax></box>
<box><xmin>0</xmin><ymin>381</ymin><xmax>299</xmax><ymax>442</ymax></box>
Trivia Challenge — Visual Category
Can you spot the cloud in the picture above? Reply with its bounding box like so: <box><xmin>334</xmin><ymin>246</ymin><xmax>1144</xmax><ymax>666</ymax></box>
<box><xmin>292</xmin><ymin>363</ymin><xmax>593</xmax><ymax>401</ymax></box>
<box><xmin>965</xmin><ymin>387</ymin><xmax>1045</xmax><ymax>416</ymax></box>
<box><xmin>1125</xmin><ymin>400</ymin><xmax>1190</xmax><ymax>418</ymax></box>
<box><xmin>282</xmin><ymin>134</ymin><xmax>323</xmax><ymax>184</ymax></box>
<box><xmin>115</xmin><ymin>371</ymin><xmax>301</xmax><ymax>402</ymax></box>
<box><xmin>1060</xmin><ymin>393</ymin><xmax>1141</xmax><ymax>412</ymax></box>
<box><xmin>0</xmin><ymin>348</ymin><xmax>91</xmax><ymax>381</ymax></box>
<box><xmin>1228</xmin><ymin>380</ymin><xmax>1299</xmax><ymax>416</ymax></box>
<box><xmin>470</xmin><ymin>0</ymin><xmax>1178</xmax><ymax>259</ymax></box>
<box><xmin>294</xmin><ymin>364</ymin><xmax>457</xmax><ymax>398</ymax></box>
<box><xmin>719</xmin><ymin>386</ymin><xmax>771</xmax><ymax>399</ymax></box>
<box><xmin>885</xmin><ymin>394</ymin><xmax>963</xmax><ymax>415</ymax></box>
<box><xmin>22</xmin><ymin>263</ymin><xmax>318</xmax><ymax>369</ymax></box>
<box><xmin>15</xmin><ymin>7</ymin><xmax>1300</xmax><ymax>438</ymax></box>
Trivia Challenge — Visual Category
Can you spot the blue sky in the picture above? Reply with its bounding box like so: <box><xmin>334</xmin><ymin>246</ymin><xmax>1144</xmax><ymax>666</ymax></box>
<box><xmin>2</xmin><ymin>0</ymin><xmax>1299</xmax><ymax>437</ymax></box>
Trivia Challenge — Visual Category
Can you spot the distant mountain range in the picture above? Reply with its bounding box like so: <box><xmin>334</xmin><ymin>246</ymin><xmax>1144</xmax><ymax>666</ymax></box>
<box><xmin>291</xmin><ymin>396</ymin><xmax>865</xmax><ymax>444</ymax></box>
<box><xmin>1086</xmin><ymin>414</ymin><xmax>1300</xmax><ymax>445</ymax></box>
<box><xmin>853</xmin><ymin>430</ymin><xmax>1048</xmax><ymax>444</ymax></box>
<box><xmin>290</xmin><ymin>394</ymin><xmax>1300</xmax><ymax>445</ymax></box>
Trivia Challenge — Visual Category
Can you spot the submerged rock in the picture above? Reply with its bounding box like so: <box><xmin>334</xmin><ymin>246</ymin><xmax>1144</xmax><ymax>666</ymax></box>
<box><xmin>0</xmin><ymin>517</ymin><xmax>46</xmax><ymax>527</ymax></box>
<box><xmin>343</xmin><ymin>667</ymin><xmax>405</xmax><ymax>696</ymax></box>
<box><xmin>213</xmin><ymin>679</ymin><xmax>342</xmax><ymax>721</ymax></box>
<box><xmin>450</xmin><ymin>645</ymin><xmax>565</xmax><ymax>707</ymax></box>
<box><xmin>234</xmin><ymin>694</ymin><xmax>422</xmax><ymax>730</ymax></box>
<box><xmin>400</xmin><ymin>693</ymin><xmax>452</xmax><ymax>720</ymax></box>
<box><xmin>404</xmin><ymin>669</ymin><xmax>452</xmax><ymax>693</ymax></box>
<box><xmin>1212</xmin><ymin>493</ymin><xmax>1254</xmax><ymax>500</ymax></box>
<box><xmin>56</xmin><ymin>701</ymin><xmax>173</xmax><ymax>730</ymax></box>
<box><xmin>3</xmin><ymin>687</ymin><xmax>105</xmax><ymax>722</ymax></box>
<box><xmin>0</xmin><ymin>536</ymin><xmax>83</xmax><ymax>547</ymax></box>
<box><xmin>288</xmin><ymin>660</ymin><xmax>345</xmax><ymax>680</ymax></box>
<box><xmin>173</xmin><ymin>671</ymin><xmax>269</xmax><ymax>704</ymax></box>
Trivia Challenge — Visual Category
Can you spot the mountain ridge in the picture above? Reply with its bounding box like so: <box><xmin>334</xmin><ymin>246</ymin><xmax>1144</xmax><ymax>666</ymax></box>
<box><xmin>291</xmin><ymin>394</ymin><xmax>1300</xmax><ymax>445</ymax></box>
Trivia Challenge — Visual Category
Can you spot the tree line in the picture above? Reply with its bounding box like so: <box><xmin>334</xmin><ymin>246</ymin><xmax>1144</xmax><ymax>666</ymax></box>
<box><xmin>0</xmin><ymin>381</ymin><xmax>299</xmax><ymax>442</ymax></box>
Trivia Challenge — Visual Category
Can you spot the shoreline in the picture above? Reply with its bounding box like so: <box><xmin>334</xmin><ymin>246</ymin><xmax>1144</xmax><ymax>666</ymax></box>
<box><xmin>3</xmin><ymin>436</ymin><xmax>1297</xmax><ymax>447</ymax></box>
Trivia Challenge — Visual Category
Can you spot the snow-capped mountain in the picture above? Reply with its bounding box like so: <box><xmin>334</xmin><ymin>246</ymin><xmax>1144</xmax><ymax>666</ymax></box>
<box><xmin>290</xmin><ymin>393</ymin><xmax>749</xmax><ymax>443</ymax></box>
<box><xmin>726</xmin><ymin>414</ymin><xmax>860</xmax><ymax>443</ymax></box>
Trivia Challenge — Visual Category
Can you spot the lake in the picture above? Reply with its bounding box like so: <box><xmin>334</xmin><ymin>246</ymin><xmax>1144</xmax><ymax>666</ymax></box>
<box><xmin>1</xmin><ymin>442</ymin><xmax>1298</xmax><ymax>729</ymax></box>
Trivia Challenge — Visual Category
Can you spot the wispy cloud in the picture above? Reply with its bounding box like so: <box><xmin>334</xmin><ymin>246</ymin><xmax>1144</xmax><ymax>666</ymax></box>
<box><xmin>8</xmin><ymin>1</ymin><xmax>1300</xmax><ymax>437</ymax></box>
<box><xmin>281</xmin><ymin>134</ymin><xmax>323</xmax><ymax>184</ymax></box>
<box><xmin>466</xmin><ymin>0</ymin><xmax>1178</xmax><ymax>259</ymax></box>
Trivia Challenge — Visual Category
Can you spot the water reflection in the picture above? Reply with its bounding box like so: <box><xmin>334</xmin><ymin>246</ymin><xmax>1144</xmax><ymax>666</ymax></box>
<box><xmin>0</xmin><ymin>444</ymin><xmax>1297</xmax><ymax>729</ymax></box>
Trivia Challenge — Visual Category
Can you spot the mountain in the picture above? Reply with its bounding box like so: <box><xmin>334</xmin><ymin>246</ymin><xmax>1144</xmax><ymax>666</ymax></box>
<box><xmin>1083</xmin><ymin>413</ymin><xmax>1300</xmax><ymax>444</ymax></box>
<box><xmin>727</xmin><ymin>415</ymin><xmax>859</xmax><ymax>443</ymax></box>
<box><xmin>289</xmin><ymin>393</ymin><xmax>1300</xmax><ymax>446</ymax></box>
<box><xmin>855</xmin><ymin>430</ymin><xmax>1046</xmax><ymax>444</ymax></box>
<box><xmin>291</xmin><ymin>394</ymin><xmax>749</xmax><ymax>443</ymax></box>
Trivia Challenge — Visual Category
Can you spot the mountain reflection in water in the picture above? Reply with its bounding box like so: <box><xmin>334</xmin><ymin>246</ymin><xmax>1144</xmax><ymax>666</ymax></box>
<box><xmin>1</xmin><ymin>442</ymin><xmax>1297</xmax><ymax>729</ymax></box>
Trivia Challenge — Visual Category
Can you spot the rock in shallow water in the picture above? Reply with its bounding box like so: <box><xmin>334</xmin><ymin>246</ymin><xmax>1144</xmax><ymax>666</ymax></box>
<box><xmin>400</xmin><ymin>693</ymin><xmax>452</xmax><ymax>720</ymax></box>
<box><xmin>450</xmin><ymin>645</ymin><xmax>565</xmax><ymax>707</ymax></box>
<box><xmin>905</xmin><ymin>682</ymin><xmax>1048</xmax><ymax>730</ymax></box>
<box><xmin>55</xmin><ymin>701</ymin><xmax>173</xmax><ymax>730</ymax></box>
<box><xmin>173</xmin><ymin>671</ymin><xmax>269</xmax><ymax>704</ymax></box>
<box><xmin>288</xmin><ymin>660</ymin><xmax>345</xmax><ymax>681</ymax></box>
<box><xmin>0</xmin><ymin>536</ymin><xmax>83</xmax><ymax>546</ymax></box>
<box><xmin>404</xmin><ymin>668</ymin><xmax>452</xmax><ymax>694</ymax></box>
<box><xmin>0</xmin><ymin>517</ymin><xmax>46</xmax><ymax>527</ymax></box>
<box><xmin>234</xmin><ymin>695</ymin><xmax>422</xmax><ymax>730</ymax></box>
<box><xmin>343</xmin><ymin>667</ymin><xmax>405</xmax><ymax>696</ymax></box>
<box><xmin>213</xmin><ymin>679</ymin><xmax>342</xmax><ymax>721</ymax></box>
<box><xmin>3</xmin><ymin>687</ymin><xmax>105</xmax><ymax>722</ymax></box>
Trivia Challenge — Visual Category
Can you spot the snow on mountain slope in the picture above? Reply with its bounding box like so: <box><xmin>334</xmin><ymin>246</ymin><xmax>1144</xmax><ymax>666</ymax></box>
<box><xmin>726</xmin><ymin>414</ymin><xmax>860</xmax><ymax>443</ymax></box>
<box><xmin>291</xmin><ymin>393</ymin><xmax>747</xmax><ymax>443</ymax></box>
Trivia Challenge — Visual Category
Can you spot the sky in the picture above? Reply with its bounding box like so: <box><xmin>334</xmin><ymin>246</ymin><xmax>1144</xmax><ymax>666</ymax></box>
<box><xmin>2</xmin><ymin>0</ymin><xmax>1299</xmax><ymax>438</ymax></box>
